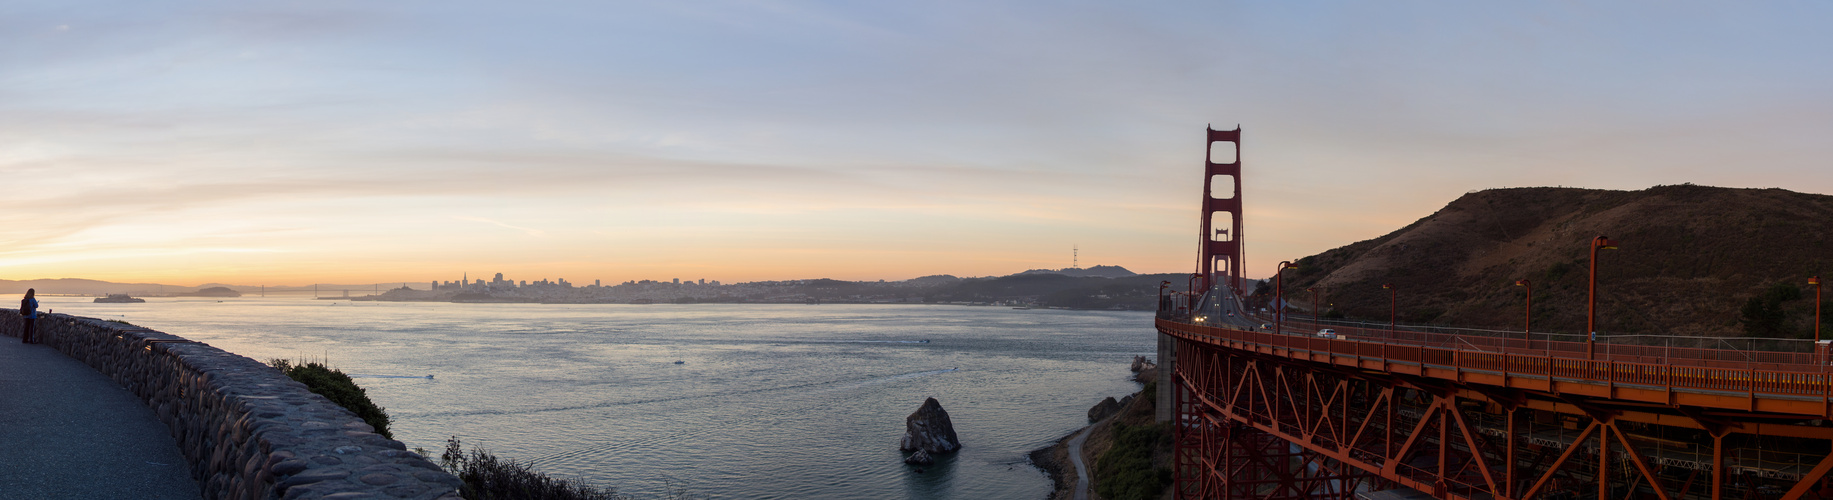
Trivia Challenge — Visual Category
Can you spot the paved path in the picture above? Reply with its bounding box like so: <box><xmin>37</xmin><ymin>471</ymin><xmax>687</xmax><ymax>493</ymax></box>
<box><xmin>1066</xmin><ymin>425</ymin><xmax>1093</xmax><ymax>500</ymax></box>
<box><xmin>0</xmin><ymin>337</ymin><xmax>200</xmax><ymax>500</ymax></box>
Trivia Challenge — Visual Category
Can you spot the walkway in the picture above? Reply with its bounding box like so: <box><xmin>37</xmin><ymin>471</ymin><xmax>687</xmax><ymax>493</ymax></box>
<box><xmin>0</xmin><ymin>337</ymin><xmax>200</xmax><ymax>499</ymax></box>
<box><xmin>1065</xmin><ymin>426</ymin><xmax>1093</xmax><ymax>500</ymax></box>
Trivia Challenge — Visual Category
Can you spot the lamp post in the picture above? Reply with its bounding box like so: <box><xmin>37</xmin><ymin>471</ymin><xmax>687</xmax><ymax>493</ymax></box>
<box><xmin>1382</xmin><ymin>283</ymin><xmax>1395</xmax><ymax>337</ymax></box>
<box><xmin>1275</xmin><ymin>261</ymin><xmax>1296</xmax><ymax>335</ymax></box>
<box><xmin>1515</xmin><ymin>279</ymin><xmax>1532</xmax><ymax>340</ymax></box>
<box><xmin>1587</xmin><ymin>236</ymin><xmax>1618</xmax><ymax>360</ymax></box>
<box><xmin>1811</xmin><ymin>276</ymin><xmax>1822</xmax><ymax>343</ymax></box>
<box><xmin>1158</xmin><ymin>280</ymin><xmax>1172</xmax><ymax>317</ymax></box>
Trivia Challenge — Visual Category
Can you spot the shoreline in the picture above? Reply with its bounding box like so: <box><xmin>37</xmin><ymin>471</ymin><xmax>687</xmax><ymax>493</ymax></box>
<box><xmin>1032</xmin><ymin>358</ymin><xmax>1159</xmax><ymax>500</ymax></box>
<box><xmin>1029</xmin><ymin>428</ymin><xmax>1082</xmax><ymax>500</ymax></box>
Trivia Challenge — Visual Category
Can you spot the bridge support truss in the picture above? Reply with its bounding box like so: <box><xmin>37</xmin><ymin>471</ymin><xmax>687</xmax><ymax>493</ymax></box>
<box><xmin>1167</xmin><ymin>330</ymin><xmax>1833</xmax><ymax>500</ymax></box>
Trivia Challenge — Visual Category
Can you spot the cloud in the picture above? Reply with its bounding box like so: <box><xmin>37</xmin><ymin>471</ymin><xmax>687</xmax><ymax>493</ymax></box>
<box><xmin>453</xmin><ymin>216</ymin><xmax>545</xmax><ymax>237</ymax></box>
<box><xmin>3</xmin><ymin>1</ymin><xmax>1832</xmax><ymax>284</ymax></box>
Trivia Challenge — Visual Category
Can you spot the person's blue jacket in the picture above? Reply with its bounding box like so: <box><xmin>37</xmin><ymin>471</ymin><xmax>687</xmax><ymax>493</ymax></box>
<box><xmin>21</xmin><ymin>297</ymin><xmax>37</xmax><ymax>319</ymax></box>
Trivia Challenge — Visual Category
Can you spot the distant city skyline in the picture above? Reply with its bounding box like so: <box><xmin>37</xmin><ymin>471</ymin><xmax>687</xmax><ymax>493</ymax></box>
<box><xmin>5</xmin><ymin>3</ymin><xmax>1831</xmax><ymax>286</ymax></box>
<box><xmin>1</xmin><ymin>263</ymin><xmax>1139</xmax><ymax>291</ymax></box>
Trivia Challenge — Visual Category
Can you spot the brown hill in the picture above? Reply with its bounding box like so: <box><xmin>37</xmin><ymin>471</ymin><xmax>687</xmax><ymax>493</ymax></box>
<box><xmin>1276</xmin><ymin>184</ymin><xmax>1833</xmax><ymax>337</ymax></box>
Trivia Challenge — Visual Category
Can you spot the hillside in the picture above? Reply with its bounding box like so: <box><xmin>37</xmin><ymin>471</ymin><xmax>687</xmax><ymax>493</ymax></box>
<box><xmin>1017</xmin><ymin>265</ymin><xmax>1140</xmax><ymax>278</ymax></box>
<box><xmin>1275</xmin><ymin>184</ymin><xmax>1833</xmax><ymax>337</ymax></box>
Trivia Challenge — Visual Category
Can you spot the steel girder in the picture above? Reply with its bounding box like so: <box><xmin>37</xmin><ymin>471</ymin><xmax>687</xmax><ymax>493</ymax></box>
<box><xmin>1170</xmin><ymin>335</ymin><xmax>1833</xmax><ymax>500</ymax></box>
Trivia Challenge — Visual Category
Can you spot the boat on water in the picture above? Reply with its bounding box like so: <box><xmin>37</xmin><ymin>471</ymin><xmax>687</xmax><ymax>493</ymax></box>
<box><xmin>94</xmin><ymin>294</ymin><xmax>145</xmax><ymax>303</ymax></box>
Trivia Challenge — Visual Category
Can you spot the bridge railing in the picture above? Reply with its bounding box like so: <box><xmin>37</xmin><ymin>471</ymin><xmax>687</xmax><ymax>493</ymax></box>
<box><xmin>1159</xmin><ymin>288</ymin><xmax>1826</xmax><ymax>369</ymax></box>
<box><xmin>1244</xmin><ymin>314</ymin><xmax>1825</xmax><ymax>371</ymax></box>
<box><xmin>1160</xmin><ymin>319</ymin><xmax>1833</xmax><ymax>399</ymax></box>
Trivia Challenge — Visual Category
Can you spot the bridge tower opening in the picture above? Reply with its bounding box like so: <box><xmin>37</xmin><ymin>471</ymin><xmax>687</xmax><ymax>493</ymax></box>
<box><xmin>1199</xmin><ymin>125</ymin><xmax>1245</xmax><ymax>297</ymax></box>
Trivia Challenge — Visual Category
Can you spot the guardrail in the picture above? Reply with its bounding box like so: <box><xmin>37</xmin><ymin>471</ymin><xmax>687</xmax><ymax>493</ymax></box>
<box><xmin>1269</xmin><ymin>315</ymin><xmax>1827</xmax><ymax>369</ymax></box>
<box><xmin>1160</xmin><ymin>318</ymin><xmax>1833</xmax><ymax>404</ymax></box>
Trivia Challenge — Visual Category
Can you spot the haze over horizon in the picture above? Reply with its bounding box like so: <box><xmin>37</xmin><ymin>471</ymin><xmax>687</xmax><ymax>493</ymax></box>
<box><xmin>6</xmin><ymin>2</ymin><xmax>1832</xmax><ymax>286</ymax></box>
<box><xmin>0</xmin><ymin>263</ymin><xmax>1152</xmax><ymax>290</ymax></box>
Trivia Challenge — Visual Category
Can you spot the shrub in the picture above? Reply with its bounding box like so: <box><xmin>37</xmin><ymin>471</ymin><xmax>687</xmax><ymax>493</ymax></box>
<box><xmin>1093</xmin><ymin>422</ymin><xmax>1171</xmax><ymax>500</ymax></box>
<box><xmin>1741</xmin><ymin>282</ymin><xmax>1807</xmax><ymax>337</ymax></box>
<box><xmin>268</xmin><ymin>359</ymin><xmax>392</xmax><ymax>439</ymax></box>
<box><xmin>441</xmin><ymin>437</ymin><xmax>627</xmax><ymax>500</ymax></box>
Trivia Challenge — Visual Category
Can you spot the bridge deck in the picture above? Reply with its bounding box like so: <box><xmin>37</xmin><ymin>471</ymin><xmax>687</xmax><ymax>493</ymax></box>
<box><xmin>1161</xmin><ymin>318</ymin><xmax>1833</xmax><ymax>418</ymax></box>
<box><xmin>0</xmin><ymin>336</ymin><xmax>200</xmax><ymax>499</ymax></box>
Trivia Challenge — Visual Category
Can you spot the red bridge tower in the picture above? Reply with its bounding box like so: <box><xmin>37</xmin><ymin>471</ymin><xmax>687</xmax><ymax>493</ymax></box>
<box><xmin>1198</xmin><ymin>126</ymin><xmax>1245</xmax><ymax>296</ymax></box>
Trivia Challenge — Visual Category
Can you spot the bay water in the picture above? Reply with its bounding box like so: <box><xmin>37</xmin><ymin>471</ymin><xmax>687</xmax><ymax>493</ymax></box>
<box><xmin>34</xmin><ymin>296</ymin><xmax>1155</xmax><ymax>499</ymax></box>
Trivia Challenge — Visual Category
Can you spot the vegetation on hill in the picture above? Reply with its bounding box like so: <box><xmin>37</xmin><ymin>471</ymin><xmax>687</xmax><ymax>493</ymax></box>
<box><xmin>1090</xmin><ymin>380</ymin><xmax>1171</xmax><ymax>500</ymax></box>
<box><xmin>267</xmin><ymin>359</ymin><xmax>392</xmax><ymax>439</ymax></box>
<box><xmin>1094</xmin><ymin>422</ymin><xmax>1171</xmax><ymax>500</ymax></box>
<box><xmin>437</xmin><ymin>438</ymin><xmax>703</xmax><ymax>500</ymax></box>
<box><xmin>440</xmin><ymin>437</ymin><xmax>627</xmax><ymax>500</ymax></box>
<box><xmin>1267</xmin><ymin>185</ymin><xmax>1833</xmax><ymax>337</ymax></box>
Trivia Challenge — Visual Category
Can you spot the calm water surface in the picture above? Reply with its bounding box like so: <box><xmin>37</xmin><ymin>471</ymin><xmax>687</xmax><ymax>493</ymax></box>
<box><xmin>37</xmin><ymin>296</ymin><xmax>1154</xmax><ymax>499</ymax></box>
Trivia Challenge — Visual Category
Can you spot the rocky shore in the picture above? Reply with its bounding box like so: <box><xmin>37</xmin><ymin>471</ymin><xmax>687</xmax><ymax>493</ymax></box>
<box><xmin>1029</xmin><ymin>356</ymin><xmax>1165</xmax><ymax>500</ymax></box>
<box><xmin>1028</xmin><ymin>431</ymin><xmax>1078</xmax><ymax>499</ymax></box>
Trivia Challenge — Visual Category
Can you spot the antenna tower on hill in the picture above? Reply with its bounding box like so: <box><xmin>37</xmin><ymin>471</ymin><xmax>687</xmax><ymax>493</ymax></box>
<box><xmin>1073</xmin><ymin>244</ymin><xmax>1079</xmax><ymax>269</ymax></box>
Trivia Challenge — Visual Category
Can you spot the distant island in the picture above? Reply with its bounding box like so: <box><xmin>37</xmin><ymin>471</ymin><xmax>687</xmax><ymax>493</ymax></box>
<box><xmin>93</xmin><ymin>294</ymin><xmax>146</xmax><ymax>303</ymax></box>
<box><xmin>177</xmin><ymin>287</ymin><xmax>242</xmax><ymax>298</ymax></box>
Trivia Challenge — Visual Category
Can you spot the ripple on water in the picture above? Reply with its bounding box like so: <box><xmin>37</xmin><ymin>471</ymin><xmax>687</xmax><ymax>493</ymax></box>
<box><xmin>39</xmin><ymin>298</ymin><xmax>1153</xmax><ymax>499</ymax></box>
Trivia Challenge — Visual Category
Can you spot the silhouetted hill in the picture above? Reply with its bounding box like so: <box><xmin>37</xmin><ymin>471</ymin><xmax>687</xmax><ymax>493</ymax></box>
<box><xmin>926</xmin><ymin>273</ymin><xmax>1182</xmax><ymax>310</ymax></box>
<box><xmin>178</xmin><ymin>286</ymin><xmax>242</xmax><ymax>297</ymax></box>
<box><xmin>0</xmin><ymin>278</ymin><xmax>180</xmax><ymax>295</ymax></box>
<box><xmin>1015</xmin><ymin>265</ymin><xmax>1138</xmax><ymax>278</ymax></box>
<box><xmin>1277</xmin><ymin>185</ymin><xmax>1833</xmax><ymax>337</ymax></box>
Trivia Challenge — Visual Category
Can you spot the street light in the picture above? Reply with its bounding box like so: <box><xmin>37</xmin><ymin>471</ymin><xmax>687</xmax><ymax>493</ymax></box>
<box><xmin>1275</xmin><ymin>261</ymin><xmax>1296</xmax><ymax>335</ymax></box>
<box><xmin>1382</xmin><ymin>283</ymin><xmax>1395</xmax><ymax>337</ymax></box>
<box><xmin>1587</xmin><ymin>236</ymin><xmax>1618</xmax><ymax>360</ymax></box>
<box><xmin>1158</xmin><ymin>280</ymin><xmax>1172</xmax><ymax>318</ymax></box>
<box><xmin>1515</xmin><ymin>279</ymin><xmax>1532</xmax><ymax>340</ymax></box>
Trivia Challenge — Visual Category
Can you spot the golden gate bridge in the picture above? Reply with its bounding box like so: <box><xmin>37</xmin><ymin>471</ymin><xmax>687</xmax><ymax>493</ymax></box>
<box><xmin>1155</xmin><ymin>127</ymin><xmax>1833</xmax><ymax>500</ymax></box>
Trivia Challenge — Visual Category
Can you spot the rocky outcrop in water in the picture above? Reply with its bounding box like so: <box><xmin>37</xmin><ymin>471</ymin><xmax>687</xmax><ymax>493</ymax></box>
<box><xmin>899</xmin><ymin>397</ymin><xmax>961</xmax><ymax>455</ymax></box>
<box><xmin>1130</xmin><ymin>355</ymin><xmax>1157</xmax><ymax>384</ymax></box>
<box><xmin>904</xmin><ymin>450</ymin><xmax>934</xmax><ymax>465</ymax></box>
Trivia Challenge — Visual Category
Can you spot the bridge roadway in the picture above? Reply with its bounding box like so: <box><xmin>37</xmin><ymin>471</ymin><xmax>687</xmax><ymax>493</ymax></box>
<box><xmin>0</xmin><ymin>337</ymin><xmax>200</xmax><ymax>499</ymax></box>
<box><xmin>1159</xmin><ymin>300</ymin><xmax>1833</xmax><ymax>500</ymax></box>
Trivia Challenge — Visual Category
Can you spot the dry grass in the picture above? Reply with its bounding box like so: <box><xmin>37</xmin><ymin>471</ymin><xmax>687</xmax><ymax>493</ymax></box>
<box><xmin>1280</xmin><ymin>185</ymin><xmax>1833</xmax><ymax>337</ymax></box>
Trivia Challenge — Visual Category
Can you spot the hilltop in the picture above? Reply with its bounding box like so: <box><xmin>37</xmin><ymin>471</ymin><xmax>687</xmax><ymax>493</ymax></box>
<box><xmin>1272</xmin><ymin>184</ymin><xmax>1833</xmax><ymax>337</ymax></box>
<box><xmin>1016</xmin><ymin>265</ymin><xmax>1139</xmax><ymax>278</ymax></box>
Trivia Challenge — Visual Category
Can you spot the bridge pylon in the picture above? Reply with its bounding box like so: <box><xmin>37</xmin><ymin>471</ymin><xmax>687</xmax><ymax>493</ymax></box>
<box><xmin>1162</xmin><ymin>126</ymin><xmax>1251</xmax><ymax>424</ymax></box>
<box><xmin>1198</xmin><ymin>125</ymin><xmax>1245</xmax><ymax>297</ymax></box>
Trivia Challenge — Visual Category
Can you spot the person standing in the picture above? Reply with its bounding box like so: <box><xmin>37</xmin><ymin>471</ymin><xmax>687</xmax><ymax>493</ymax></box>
<box><xmin>20</xmin><ymin>288</ymin><xmax>38</xmax><ymax>344</ymax></box>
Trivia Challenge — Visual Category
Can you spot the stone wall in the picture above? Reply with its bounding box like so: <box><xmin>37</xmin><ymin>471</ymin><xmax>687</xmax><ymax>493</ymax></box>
<box><xmin>1</xmin><ymin>311</ymin><xmax>463</xmax><ymax>500</ymax></box>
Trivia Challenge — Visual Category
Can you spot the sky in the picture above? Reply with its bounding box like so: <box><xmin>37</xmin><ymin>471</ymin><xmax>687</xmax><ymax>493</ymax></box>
<box><xmin>3</xmin><ymin>1</ymin><xmax>1832</xmax><ymax>286</ymax></box>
